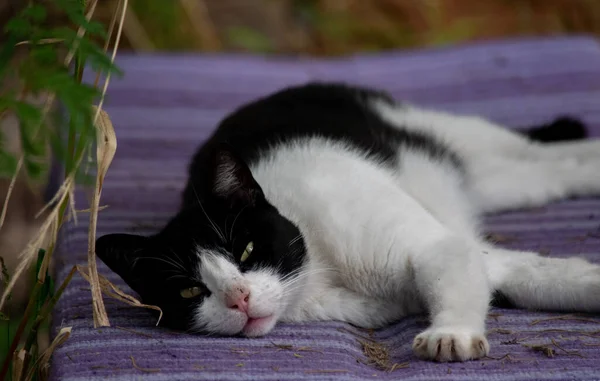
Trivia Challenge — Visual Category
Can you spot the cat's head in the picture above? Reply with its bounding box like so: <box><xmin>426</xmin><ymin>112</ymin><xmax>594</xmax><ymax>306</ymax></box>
<box><xmin>96</xmin><ymin>147</ymin><xmax>307</xmax><ymax>337</ymax></box>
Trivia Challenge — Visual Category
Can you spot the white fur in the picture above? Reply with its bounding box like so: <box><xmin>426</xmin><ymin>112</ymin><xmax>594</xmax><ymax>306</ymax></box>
<box><xmin>197</xmin><ymin>101</ymin><xmax>600</xmax><ymax>362</ymax></box>
<box><xmin>194</xmin><ymin>250</ymin><xmax>290</xmax><ymax>336</ymax></box>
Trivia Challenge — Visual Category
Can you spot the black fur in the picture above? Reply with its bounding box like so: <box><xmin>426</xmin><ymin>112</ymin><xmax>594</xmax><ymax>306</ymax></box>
<box><xmin>96</xmin><ymin>146</ymin><xmax>306</xmax><ymax>331</ymax></box>
<box><xmin>96</xmin><ymin>82</ymin><xmax>587</xmax><ymax>331</ymax></box>
<box><xmin>520</xmin><ymin>116</ymin><xmax>588</xmax><ymax>142</ymax></box>
<box><xmin>182</xmin><ymin>82</ymin><xmax>462</xmax><ymax>208</ymax></box>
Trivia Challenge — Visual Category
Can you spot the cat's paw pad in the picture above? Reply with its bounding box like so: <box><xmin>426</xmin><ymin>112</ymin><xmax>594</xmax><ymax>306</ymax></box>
<box><xmin>412</xmin><ymin>326</ymin><xmax>489</xmax><ymax>362</ymax></box>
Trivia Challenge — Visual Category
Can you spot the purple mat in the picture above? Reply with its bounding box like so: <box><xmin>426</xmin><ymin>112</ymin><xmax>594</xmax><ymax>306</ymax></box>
<box><xmin>50</xmin><ymin>36</ymin><xmax>600</xmax><ymax>380</ymax></box>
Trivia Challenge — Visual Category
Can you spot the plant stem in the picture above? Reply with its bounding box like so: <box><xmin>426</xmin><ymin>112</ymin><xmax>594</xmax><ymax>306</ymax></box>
<box><xmin>0</xmin><ymin>192</ymin><xmax>71</xmax><ymax>381</ymax></box>
<box><xmin>23</xmin><ymin>266</ymin><xmax>76</xmax><ymax>352</ymax></box>
<box><xmin>0</xmin><ymin>281</ymin><xmax>42</xmax><ymax>380</ymax></box>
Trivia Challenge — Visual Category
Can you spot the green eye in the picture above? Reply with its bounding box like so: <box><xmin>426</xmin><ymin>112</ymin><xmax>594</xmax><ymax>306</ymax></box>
<box><xmin>180</xmin><ymin>286</ymin><xmax>202</xmax><ymax>299</ymax></box>
<box><xmin>240</xmin><ymin>241</ymin><xmax>254</xmax><ymax>262</ymax></box>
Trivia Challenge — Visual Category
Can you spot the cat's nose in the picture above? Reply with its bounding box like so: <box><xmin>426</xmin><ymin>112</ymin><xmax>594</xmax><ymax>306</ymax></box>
<box><xmin>225</xmin><ymin>285</ymin><xmax>250</xmax><ymax>313</ymax></box>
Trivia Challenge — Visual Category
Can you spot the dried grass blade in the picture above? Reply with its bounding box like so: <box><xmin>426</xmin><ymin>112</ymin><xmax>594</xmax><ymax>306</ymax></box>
<box><xmin>12</xmin><ymin>349</ymin><xmax>28</xmax><ymax>381</ymax></box>
<box><xmin>0</xmin><ymin>0</ymin><xmax>99</xmax><ymax>231</ymax></box>
<box><xmin>86</xmin><ymin>106</ymin><xmax>117</xmax><ymax>327</ymax></box>
<box><xmin>0</xmin><ymin>0</ymin><xmax>99</xmax><ymax>311</ymax></box>
<box><xmin>85</xmin><ymin>0</ymin><xmax>128</xmax><ymax>329</ymax></box>
<box><xmin>0</xmin><ymin>158</ymin><xmax>23</xmax><ymax>231</ymax></box>
<box><xmin>25</xmin><ymin>327</ymin><xmax>72</xmax><ymax>381</ymax></box>
<box><xmin>77</xmin><ymin>266</ymin><xmax>163</xmax><ymax>324</ymax></box>
<box><xmin>93</xmin><ymin>106</ymin><xmax>117</xmax><ymax>189</ymax></box>
<box><xmin>130</xmin><ymin>355</ymin><xmax>160</xmax><ymax>373</ymax></box>
<box><xmin>94</xmin><ymin>0</ymin><xmax>121</xmax><ymax>88</ymax></box>
<box><xmin>76</xmin><ymin>205</ymin><xmax>109</xmax><ymax>213</ymax></box>
<box><xmin>0</xmin><ymin>181</ymin><xmax>71</xmax><ymax>309</ymax></box>
<box><xmin>15</xmin><ymin>38</ymin><xmax>66</xmax><ymax>46</ymax></box>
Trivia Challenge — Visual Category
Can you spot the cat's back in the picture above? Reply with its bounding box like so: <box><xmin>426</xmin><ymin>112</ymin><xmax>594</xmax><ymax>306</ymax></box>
<box><xmin>183</xmin><ymin>83</ymin><xmax>460</xmax><ymax>208</ymax></box>
<box><xmin>201</xmin><ymin>82</ymin><xmax>398</xmax><ymax>165</ymax></box>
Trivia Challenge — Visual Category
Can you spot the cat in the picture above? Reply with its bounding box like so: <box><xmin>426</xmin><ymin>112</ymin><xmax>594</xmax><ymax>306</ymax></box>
<box><xmin>96</xmin><ymin>82</ymin><xmax>600</xmax><ymax>362</ymax></box>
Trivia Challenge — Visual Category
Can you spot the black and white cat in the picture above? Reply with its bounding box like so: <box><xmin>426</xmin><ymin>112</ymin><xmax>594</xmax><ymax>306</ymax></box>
<box><xmin>97</xmin><ymin>83</ymin><xmax>600</xmax><ymax>362</ymax></box>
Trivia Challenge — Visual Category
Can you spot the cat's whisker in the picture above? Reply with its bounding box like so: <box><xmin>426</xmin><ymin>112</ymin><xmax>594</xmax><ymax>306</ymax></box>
<box><xmin>138</xmin><ymin>256</ymin><xmax>188</xmax><ymax>272</ymax></box>
<box><xmin>281</xmin><ymin>275</ymin><xmax>336</xmax><ymax>292</ymax></box>
<box><xmin>287</xmin><ymin>233</ymin><xmax>303</xmax><ymax>247</ymax></box>
<box><xmin>164</xmin><ymin>274</ymin><xmax>191</xmax><ymax>282</ymax></box>
<box><xmin>166</xmin><ymin>247</ymin><xmax>187</xmax><ymax>268</ymax></box>
<box><xmin>229</xmin><ymin>205</ymin><xmax>249</xmax><ymax>241</ymax></box>
<box><xmin>280</xmin><ymin>267</ymin><xmax>335</xmax><ymax>287</ymax></box>
<box><xmin>192</xmin><ymin>184</ymin><xmax>227</xmax><ymax>243</ymax></box>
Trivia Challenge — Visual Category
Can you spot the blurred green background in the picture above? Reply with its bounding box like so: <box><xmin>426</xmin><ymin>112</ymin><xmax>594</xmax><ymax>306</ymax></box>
<box><xmin>96</xmin><ymin>0</ymin><xmax>600</xmax><ymax>55</ymax></box>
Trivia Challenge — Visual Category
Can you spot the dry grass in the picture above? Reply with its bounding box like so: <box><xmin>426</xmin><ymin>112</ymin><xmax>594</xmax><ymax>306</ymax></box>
<box><xmin>130</xmin><ymin>355</ymin><xmax>160</xmax><ymax>373</ymax></box>
<box><xmin>0</xmin><ymin>1</ymin><xmax>166</xmax><ymax>378</ymax></box>
<box><xmin>529</xmin><ymin>314</ymin><xmax>600</xmax><ymax>326</ymax></box>
<box><xmin>77</xmin><ymin>265</ymin><xmax>162</xmax><ymax>323</ymax></box>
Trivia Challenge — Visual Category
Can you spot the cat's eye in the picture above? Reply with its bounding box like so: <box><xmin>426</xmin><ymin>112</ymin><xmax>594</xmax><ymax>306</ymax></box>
<box><xmin>180</xmin><ymin>286</ymin><xmax>202</xmax><ymax>299</ymax></box>
<box><xmin>240</xmin><ymin>241</ymin><xmax>254</xmax><ymax>262</ymax></box>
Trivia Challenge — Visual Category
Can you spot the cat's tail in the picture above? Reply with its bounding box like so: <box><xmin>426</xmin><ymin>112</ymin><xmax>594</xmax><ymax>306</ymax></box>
<box><xmin>482</xmin><ymin>246</ymin><xmax>600</xmax><ymax>312</ymax></box>
<box><xmin>518</xmin><ymin>116</ymin><xmax>588</xmax><ymax>142</ymax></box>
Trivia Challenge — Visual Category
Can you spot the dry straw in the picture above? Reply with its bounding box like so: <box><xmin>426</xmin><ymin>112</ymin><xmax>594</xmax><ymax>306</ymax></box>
<box><xmin>25</xmin><ymin>327</ymin><xmax>72</xmax><ymax>381</ymax></box>
<box><xmin>0</xmin><ymin>0</ymin><xmax>101</xmax><ymax>311</ymax></box>
<box><xmin>1</xmin><ymin>0</ymin><xmax>161</xmax><ymax>343</ymax></box>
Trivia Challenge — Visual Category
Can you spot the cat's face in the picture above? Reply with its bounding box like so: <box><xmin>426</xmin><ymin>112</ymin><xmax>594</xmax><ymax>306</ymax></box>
<box><xmin>96</xmin><ymin>147</ymin><xmax>308</xmax><ymax>336</ymax></box>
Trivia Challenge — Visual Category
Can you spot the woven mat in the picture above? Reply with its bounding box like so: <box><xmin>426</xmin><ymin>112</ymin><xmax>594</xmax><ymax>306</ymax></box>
<box><xmin>50</xmin><ymin>36</ymin><xmax>600</xmax><ymax>381</ymax></box>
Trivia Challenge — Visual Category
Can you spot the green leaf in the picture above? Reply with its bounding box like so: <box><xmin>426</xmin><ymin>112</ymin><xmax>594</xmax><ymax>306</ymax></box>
<box><xmin>25</xmin><ymin>159</ymin><xmax>45</xmax><ymax>180</ymax></box>
<box><xmin>76</xmin><ymin>38</ymin><xmax>123</xmax><ymax>76</ymax></box>
<box><xmin>30</xmin><ymin>45</ymin><xmax>59</xmax><ymax>66</ymax></box>
<box><xmin>35</xmin><ymin>250</ymin><xmax>45</xmax><ymax>277</ymax></box>
<box><xmin>4</xmin><ymin>17</ymin><xmax>31</xmax><ymax>38</ymax></box>
<box><xmin>0</xmin><ymin>36</ymin><xmax>18</xmax><ymax>76</ymax></box>
<box><xmin>20</xmin><ymin>132</ymin><xmax>46</xmax><ymax>157</ymax></box>
<box><xmin>55</xmin><ymin>0</ymin><xmax>107</xmax><ymax>39</ymax></box>
<box><xmin>0</xmin><ymin>151</ymin><xmax>18</xmax><ymax>177</ymax></box>
<box><xmin>22</xmin><ymin>4</ymin><xmax>47</xmax><ymax>23</ymax></box>
<box><xmin>12</xmin><ymin>100</ymin><xmax>43</xmax><ymax>126</ymax></box>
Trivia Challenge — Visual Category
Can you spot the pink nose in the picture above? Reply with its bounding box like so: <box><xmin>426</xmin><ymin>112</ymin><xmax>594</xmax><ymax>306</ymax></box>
<box><xmin>225</xmin><ymin>285</ymin><xmax>250</xmax><ymax>313</ymax></box>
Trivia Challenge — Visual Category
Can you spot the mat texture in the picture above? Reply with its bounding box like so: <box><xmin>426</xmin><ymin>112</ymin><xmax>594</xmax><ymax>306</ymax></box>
<box><xmin>50</xmin><ymin>36</ymin><xmax>600</xmax><ymax>381</ymax></box>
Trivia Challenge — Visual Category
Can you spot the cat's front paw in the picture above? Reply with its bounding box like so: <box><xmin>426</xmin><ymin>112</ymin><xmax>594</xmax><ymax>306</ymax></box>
<box><xmin>412</xmin><ymin>326</ymin><xmax>489</xmax><ymax>362</ymax></box>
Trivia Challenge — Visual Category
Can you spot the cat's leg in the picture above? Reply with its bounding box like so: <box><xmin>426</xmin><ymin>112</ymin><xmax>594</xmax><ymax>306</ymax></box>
<box><xmin>482</xmin><ymin>245</ymin><xmax>600</xmax><ymax>312</ymax></box>
<box><xmin>261</xmin><ymin>142</ymin><xmax>492</xmax><ymax>361</ymax></box>
<box><xmin>297</xmin><ymin>235</ymin><xmax>492</xmax><ymax>362</ymax></box>
<box><xmin>534</xmin><ymin>139</ymin><xmax>600</xmax><ymax>161</ymax></box>
<box><xmin>306</xmin><ymin>178</ymin><xmax>492</xmax><ymax>361</ymax></box>
<box><xmin>373</xmin><ymin>100</ymin><xmax>600</xmax><ymax>161</ymax></box>
<box><xmin>331</xmin><ymin>179</ymin><xmax>491</xmax><ymax>361</ymax></box>
<box><xmin>409</xmin><ymin>235</ymin><xmax>491</xmax><ymax>362</ymax></box>
<box><xmin>314</xmin><ymin>179</ymin><xmax>492</xmax><ymax>361</ymax></box>
<box><xmin>468</xmin><ymin>155</ymin><xmax>600</xmax><ymax>213</ymax></box>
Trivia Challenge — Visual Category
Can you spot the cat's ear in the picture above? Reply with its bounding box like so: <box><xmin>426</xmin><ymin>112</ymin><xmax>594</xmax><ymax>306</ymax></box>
<box><xmin>96</xmin><ymin>233</ymin><xmax>149</xmax><ymax>292</ymax></box>
<box><xmin>211</xmin><ymin>144</ymin><xmax>265</xmax><ymax>207</ymax></box>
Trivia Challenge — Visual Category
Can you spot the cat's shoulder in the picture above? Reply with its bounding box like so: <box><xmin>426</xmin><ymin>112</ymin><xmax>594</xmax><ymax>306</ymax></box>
<box><xmin>196</xmin><ymin>82</ymin><xmax>398</xmax><ymax>162</ymax></box>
